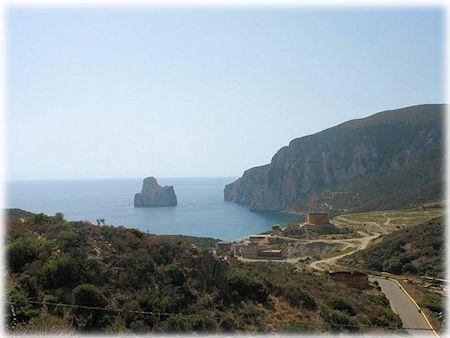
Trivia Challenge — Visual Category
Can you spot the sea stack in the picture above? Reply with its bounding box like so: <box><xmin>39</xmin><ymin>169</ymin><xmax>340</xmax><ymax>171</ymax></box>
<box><xmin>134</xmin><ymin>177</ymin><xmax>177</xmax><ymax>207</ymax></box>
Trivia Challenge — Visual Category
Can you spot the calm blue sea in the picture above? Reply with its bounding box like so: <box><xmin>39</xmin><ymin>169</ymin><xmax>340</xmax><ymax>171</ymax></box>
<box><xmin>5</xmin><ymin>177</ymin><xmax>299</xmax><ymax>241</ymax></box>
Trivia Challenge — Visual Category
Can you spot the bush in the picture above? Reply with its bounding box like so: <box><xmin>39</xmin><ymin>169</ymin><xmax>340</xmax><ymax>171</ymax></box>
<box><xmin>368</xmin><ymin>308</ymin><xmax>402</xmax><ymax>328</ymax></box>
<box><xmin>369</xmin><ymin>294</ymin><xmax>389</xmax><ymax>307</ymax></box>
<box><xmin>328</xmin><ymin>295</ymin><xmax>357</xmax><ymax>316</ymax></box>
<box><xmin>228</xmin><ymin>271</ymin><xmax>270</xmax><ymax>303</ymax></box>
<box><xmin>283</xmin><ymin>323</ymin><xmax>318</xmax><ymax>333</ymax></box>
<box><xmin>40</xmin><ymin>255</ymin><xmax>78</xmax><ymax>288</ymax></box>
<box><xmin>164</xmin><ymin>264</ymin><xmax>186</xmax><ymax>286</ymax></box>
<box><xmin>72</xmin><ymin>284</ymin><xmax>108</xmax><ymax>308</ymax></box>
<box><xmin>18</xmin><ymin>273</ymin><xmax>39</xmax><ymax>298</ymax></box>
<box><xmin>7</xmin><ymin>237</ymin><xmax>52</xmax><ymax>273</ymax></box>
<box><xmin>72</xmin><ymin>284</ymin><xmax>108</xmax><ymax>329</ymax></box>
<box><xmin>320</xmin><ymin>305</ymin><xmax>359</xmax><ymax>332</ymax></box>
<box><xmin>419</xmin><ymin>292</ymin><xmax>443</xmax><ymax>314</ymax></box>
<box><xmin>32</xmin><ymin>213</ymin><xmax>51</xmax><ymax>225</ymax></box>
<box><xmin>367</xmin><ymin>260</ymin><xmax>383</xmax><ymax>271</ymax></box>
<box><xmin>383</xmin><ymin>258</ymin><xmax>403</xmax><ymax>274</ymax></box>
<box><xmin>57</xmin><ymin>231</ymin><xmax>80</xmax><ymax>250</ymax></box>
<box><xmin>14</xmin><ymin>312</ymin><xmax>75</xmax><ymax>334</ymax></box>
<box><xmin>7</xmin><ymin>286</ymin><xmax>39</xmax><ymax>327</ymax></box>
<box><xmin>54</xmin><ymin>213</ymin><xmax>65</xmax><ymax>222</ymax></box>
<box><xmin>283</xmin><ymin>282</ymin><xmax>317</xmax><ymax>310</ymax></box>
<box><xmin>159</xmin><ymin>314</ymin><xmax>214</xmax><ymax>332</ymax></box>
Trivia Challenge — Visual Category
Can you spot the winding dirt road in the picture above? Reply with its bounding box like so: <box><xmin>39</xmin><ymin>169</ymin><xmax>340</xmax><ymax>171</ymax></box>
<box><xmin>308</xmin><ymin>233</ymin><xmax>379</xmax><ymax>271</ymax></box>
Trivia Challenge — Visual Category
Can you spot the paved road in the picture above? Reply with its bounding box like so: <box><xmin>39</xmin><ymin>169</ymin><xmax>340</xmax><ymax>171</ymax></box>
<box><xmin>370</xmin><ymin>277</ymin><xmax>435</xmax><ymax>336</ymax></box>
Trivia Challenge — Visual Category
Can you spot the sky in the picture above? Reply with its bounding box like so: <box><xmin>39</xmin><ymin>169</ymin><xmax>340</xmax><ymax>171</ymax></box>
<box><xmin>6</xmin><ymin>6</ymin><xmax>445</xmax><ymax>180</ymax></box>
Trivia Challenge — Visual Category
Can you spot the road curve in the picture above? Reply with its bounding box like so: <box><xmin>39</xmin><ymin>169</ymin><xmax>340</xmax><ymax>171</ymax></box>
<box><xmin>370</xmin><ymin>277</ymin><xmax>436</xmax><ymax>336</ymax></box>
<box><xmin>309</xmin><ymin>233</ymin><xmax>379</xmax><ymax>271</ymax></box>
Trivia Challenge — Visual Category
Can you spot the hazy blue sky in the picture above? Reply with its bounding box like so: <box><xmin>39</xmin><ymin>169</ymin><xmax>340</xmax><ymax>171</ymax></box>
<box><xmin>6</xmin><ymin>7</ymin><xmax>444</xmax><ymax>180</ymax></box>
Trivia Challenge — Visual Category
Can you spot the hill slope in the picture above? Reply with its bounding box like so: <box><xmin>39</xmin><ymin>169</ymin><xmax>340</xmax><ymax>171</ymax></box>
<box><xmin>224</xmin><ymin>104</ymin><xmax>444</xmax><ymax>214</ymax></box>
<box><xmin>339</xmin><ymin>217</ymin><xmax>444</xmax><ymax>278</ymax></box>
<box><xmin>6</xmin><ymin>212</ymin><xmax>402</xmax><ymax>333</ymax></box>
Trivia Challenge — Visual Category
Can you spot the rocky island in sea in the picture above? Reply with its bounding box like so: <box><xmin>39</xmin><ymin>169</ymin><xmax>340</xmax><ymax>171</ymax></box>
<box><xmin>134</xmin><ymin>176</ymin><xmax>177</xmax><ymax>207</ymax></box>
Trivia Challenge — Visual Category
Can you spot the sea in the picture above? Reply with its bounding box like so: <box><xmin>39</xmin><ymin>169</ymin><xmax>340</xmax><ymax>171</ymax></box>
<box><xmin>5</xmin><ymin>177</ymin><xmax>300</xmax><ymax>241</ymax></box>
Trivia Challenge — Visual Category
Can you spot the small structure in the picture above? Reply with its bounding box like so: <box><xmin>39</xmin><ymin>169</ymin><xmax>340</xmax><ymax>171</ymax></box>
<box><xmin>240</xmin><ymin>244</ymin><xmax>268</xmax><ymax>259</ymax></box>
<box><xmin>271</xmin><ymin>225</ymin><xmax>281</xmax><ymax>235</ymax></box>
<box><xmin>249</xmin><ymin>235</ymin><xmax>268</xmax><ymax>244</ymax></box>
<box><xmin>230</xmin><ymin>242</ymin><xmax>245</xmax><ymax>256</ymax></box>
<box><xmin>328</xmin><ymin>271</ymin><xmax>369</xmax><ymax>289</ymax></box>
<box><xmin>268</xmin><ymin>236</ymin><xmax>284</xmax><ymax>245</ymax></box>
<box><xmin>304</xmin><ymin>213</ymin><xmax>330</xmax><ymax>225</ymax></box>
<box><xmin>258</xmin><ymin>249</ymin><xmax>284</xmax><ymax>258</ymax></box>
<box><xmin>298</xmin><ymin>212</ymin><xmax>337</xmax><ymax>231</ymax></box>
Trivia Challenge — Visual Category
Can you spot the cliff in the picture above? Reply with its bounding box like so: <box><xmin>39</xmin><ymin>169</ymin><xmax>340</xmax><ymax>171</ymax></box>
<box><xmin>224</xmin><ymin>104</ymin><xmax>444</xmax><ymax>214</ymax></box>
<box><xmin>134</xmin><ymin>177</ymin><xmax>177</xmax><ymax>207</ymax></box>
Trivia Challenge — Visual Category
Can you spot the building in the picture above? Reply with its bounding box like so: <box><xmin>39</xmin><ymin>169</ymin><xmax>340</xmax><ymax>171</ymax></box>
<box><xmin>240</xmin><ymin>244</ymin><xmax>269</xmax><ymax>259</ymax></box>
<box><xmin>305</xmin><ymin>213</ymin><xmax>330</xmax><ymax>225</ymax></box>
<box><xmin>271</xmin><ymin>225</ymin><xmax>281</xmax><ymax>235</ymax></box>
<box><xmin>258</xmin><ymin>249</ymin><xmax>284</xmax><ymax>259</ymax></box>
<box><xmin>215</xmin><ymin>241</ymin><xmax>231</xmax><ymax>254</ymax></box>
<box><xmin>328</xmin><ymin>271</ymin><xmax>369</xmax><ymax>289</ymax></box>
<box><xmin>248</xmin><ymin>235</ymin><xmax>268</xmax><ymax>244</ymax></box>
<box><xmin>231</xmin><ymin>242</ymin><xmax>247</xmax><ymax>256</ymax></box>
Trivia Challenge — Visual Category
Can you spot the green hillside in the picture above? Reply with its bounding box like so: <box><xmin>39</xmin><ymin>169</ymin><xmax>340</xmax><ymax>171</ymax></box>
<box><xmin>6</xmin><ymin>212</ymin><xmax>402</xmax><ymax>334</ymax></box>
<box><xmin>340</xmin><ymin>217</ymin><xmax>444</xmax><ymax>278</ymax></box>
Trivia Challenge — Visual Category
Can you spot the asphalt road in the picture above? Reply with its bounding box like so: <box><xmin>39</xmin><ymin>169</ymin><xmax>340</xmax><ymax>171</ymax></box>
<box><xmin>370</xmin><ymin>277</ymin><xmax>435</xmax><ymax>336</ymax></box>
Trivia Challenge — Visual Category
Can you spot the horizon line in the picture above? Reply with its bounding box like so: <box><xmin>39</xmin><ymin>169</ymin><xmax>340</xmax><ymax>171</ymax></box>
<box><xmin>5</xmin><ymin>176</ymin><xmax>240</xmax><ymax>182</ymax></box>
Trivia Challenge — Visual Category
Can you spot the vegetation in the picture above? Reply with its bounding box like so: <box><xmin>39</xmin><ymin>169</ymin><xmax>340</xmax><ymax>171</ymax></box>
<box><xmin>419</xmin><ymin>292</ymin><xmax>443</xmax><ymax>314</ymax></box>
<box><xmin>340</xmin><ymin>217</ymin><xmax>444</xmax><ymax>278</ymax></box>
<box><xmin>333</xmin><ymin>208</ymin><xmax>444</xmax><ymax>233</ymax></box>
<box><xmin>282</xmin><ymin>282</ymin><xmax>316</xmax><ymax>310</ymax></box>
<box><xmin>6</xmin><ymin>212</ymin><xmax>403</xmax><ymax>333</ymax></box>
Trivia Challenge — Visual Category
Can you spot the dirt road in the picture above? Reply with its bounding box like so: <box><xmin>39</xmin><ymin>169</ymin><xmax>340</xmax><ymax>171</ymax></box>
<box><xmin>308</xmin><ymin>233</ymin><xmax>379</xmax><ymax>271</ymax></box>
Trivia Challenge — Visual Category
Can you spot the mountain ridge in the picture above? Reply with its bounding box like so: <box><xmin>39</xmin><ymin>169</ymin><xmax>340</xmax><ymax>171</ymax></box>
<box><xmin>224</xmin><ymin>104</ymin><xmax>444</xmax><ymax>215</ymax></box>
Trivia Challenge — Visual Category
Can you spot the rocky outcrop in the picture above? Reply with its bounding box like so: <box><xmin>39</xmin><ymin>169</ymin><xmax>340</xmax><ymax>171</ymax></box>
<box><xmin>225</xmin><ymin>104</ymin><xmax>444</xmax><ymax>214</ymax></box>
<box><xmin>134</xmin><ymin>177</ymin><xmax>177</xmax><ymax>207</ymax></box>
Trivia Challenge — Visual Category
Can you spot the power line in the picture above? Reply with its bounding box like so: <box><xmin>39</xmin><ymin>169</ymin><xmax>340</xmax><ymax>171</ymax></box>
<box><xmin>8</xmin><ymin>299</ymin><xmax>436</xmax><ymax>331</ymax></box>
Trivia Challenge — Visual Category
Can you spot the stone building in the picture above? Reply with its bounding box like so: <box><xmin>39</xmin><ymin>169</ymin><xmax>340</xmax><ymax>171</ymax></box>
<box><xmin>328</xmin><ymin>271</ymin><xmax>369</xmax><ymax>289</ymax></box>
<box><xmin>305</xmin><ymin>213</ymin><xmax>330</xmax><ymax>225</ymax></box>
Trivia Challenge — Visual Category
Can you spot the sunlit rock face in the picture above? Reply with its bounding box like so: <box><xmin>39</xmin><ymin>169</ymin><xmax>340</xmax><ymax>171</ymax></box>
<box><xmin>225</xmin><ymin>104</ymin><xmax>444</xmax><ymax>215</ymax></box>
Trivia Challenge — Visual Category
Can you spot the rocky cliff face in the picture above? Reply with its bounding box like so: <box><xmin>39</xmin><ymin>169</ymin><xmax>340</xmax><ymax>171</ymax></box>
<box><xmin>134</xmin><ymin>177</ymin><xmax>177</xmax><ymax>207</ymax></box>
<box><xmin>224</xmin><ymin>104</ymin><xmax>444</xmax><ymax>214</ymax></box>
